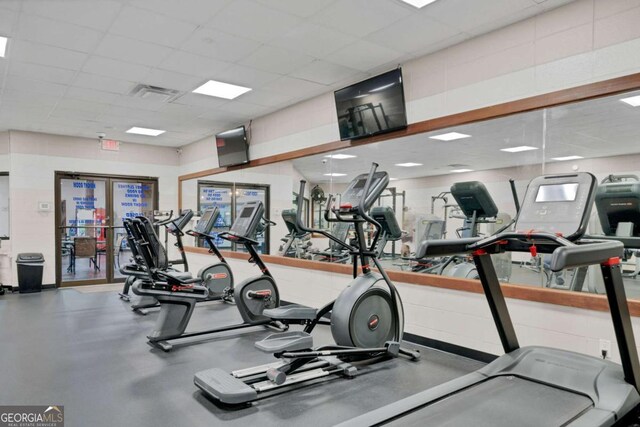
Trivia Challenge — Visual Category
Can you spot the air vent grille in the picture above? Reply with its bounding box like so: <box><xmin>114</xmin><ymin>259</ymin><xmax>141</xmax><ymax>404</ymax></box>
<box><xmin>129</xmin><ymin>84</ymin><xmax>180</xmax><ymax>103</ymax></box>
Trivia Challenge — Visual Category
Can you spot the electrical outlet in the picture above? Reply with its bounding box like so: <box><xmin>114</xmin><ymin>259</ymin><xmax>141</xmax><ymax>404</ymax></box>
<box><xmin>599</xmin><ymin>339</ymin><xmax>611</xmax><ymax>359</ymax></box>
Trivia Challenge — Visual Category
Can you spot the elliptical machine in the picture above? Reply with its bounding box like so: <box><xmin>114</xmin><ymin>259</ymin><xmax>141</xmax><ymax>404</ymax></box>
<box><xmin>131</xmin><ymin>200</ymin><xmax>285</xmax><ymax>351</ymax></box>
<box><xmin>194</xmin><ymin>163</ymin><xmax>419</xmax><ymax>406</ymax></box>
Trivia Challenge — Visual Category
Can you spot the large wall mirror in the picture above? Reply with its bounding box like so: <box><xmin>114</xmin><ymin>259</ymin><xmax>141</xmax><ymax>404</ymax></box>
<box><xmin>180</xmin><ymin>84</ymin><xmax>640</xmax><ymax>306</ymax></box>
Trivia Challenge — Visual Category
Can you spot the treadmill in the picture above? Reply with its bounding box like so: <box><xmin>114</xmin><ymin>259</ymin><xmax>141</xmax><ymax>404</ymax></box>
<box><xmin>338</xmin><ymin>172</ymin><xmax>640</xmax><ymax>427</ymax></box>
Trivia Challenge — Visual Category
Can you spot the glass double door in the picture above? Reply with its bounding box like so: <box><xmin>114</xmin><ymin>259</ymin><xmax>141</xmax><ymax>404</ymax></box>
<box><xmin>56</xmin><ymin>173</ymin><xmax>157</xmax><ymax>286</ymax></box>
<box><xmin>198</xmin><ymin>181</ymin><xmax>270</xmax><ymax>254</ymax></box>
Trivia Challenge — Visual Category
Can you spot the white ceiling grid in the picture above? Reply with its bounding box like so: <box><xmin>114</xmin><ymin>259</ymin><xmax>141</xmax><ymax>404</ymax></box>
<box><xmin>0</xmin><ymin>0</ymin><xmax>573</xmax><ymax>147</ymax></box>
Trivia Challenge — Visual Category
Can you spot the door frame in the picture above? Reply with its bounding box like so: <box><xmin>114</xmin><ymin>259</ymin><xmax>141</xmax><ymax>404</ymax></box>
<box><xmin>54</xmin><ymin>171</ymin><xmax>159</xmax><ymax>287</ymax></box>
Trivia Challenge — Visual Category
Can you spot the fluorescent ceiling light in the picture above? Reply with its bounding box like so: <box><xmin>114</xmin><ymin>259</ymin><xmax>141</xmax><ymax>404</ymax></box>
<box><xmin>395</xmin><ymin>162</ymin><xmax>423</xmax><ymax>167</ymax></box>
<box><xmin>451</xmin><ymin>169</ymin><xmax>474</xmax><ymax>173</ymax></box>
<box><xmin>193</xmin><ymin>80</ymin><xmax>252</xmax><ymax>100</ymax></box>
<box><xmin>429</xmin><ymin>132</ymin><xmax>471</xmax><ymax>141</ymax></box>
<box><xmin>551</xmin><ymin>155</ymin><xmax>584</xmax><ymax>161</ymax></box>
<box><xmin>126</xmin><ymin>127</ymin><xmax>165</xmax><ymax>136</ymax></box>
<box><xmin>324</xmin><ymin>173</ymin><xmax>347</xmax><ymax>177</ymax></box>
<box><xmin>389</xmin><ymin>178</ymin><xmax>398</xmax><ymax>181</ymax></box>
<box><xmin>0</xmin><ymin>36</ymin><xmax>7</xmax><ymax>58</ymax></box>
<box><xmin>400</xmin><ymin>0</ymin><xmax>439</xmax><ymax>8</ymax></box>
<box><xmin>500</xmin><ymin>146</ymin><xmax>539</xmax><ymax>153</ymax></box>
<box><xmin>324</xmin><ymin>154</ymin><xmax>356</xmax><ymax>160</ymax></box>
<box><xmin>620</xmin><ymin>95</ymin><xmax>640</xmax><ymax>107</ymax></box>
<box><xmin>370</xmin><ymin>83</ymin><xmax>395</xmax><ymax>92</ymax></box>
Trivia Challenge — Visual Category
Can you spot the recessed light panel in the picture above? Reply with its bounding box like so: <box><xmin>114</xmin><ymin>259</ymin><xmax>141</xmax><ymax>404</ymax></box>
<box><xmin>500</xmin><ymin>146</ymin><xmax>539</xmax><ymax>153</ymax></box>
<box><xmin>395</xmin><ymin>162</ymin><xmax>423</xmax><ymax>167</ymax></box>
<box><xmin>400</xmin><ymin>0</ymin><xmax>438</xmax><ymax>8</ymax></box>
<box><xmin>429</xmin><ymin>132</ymin><xmax>471</xmax><ymax>141</ymax></box>
<box><xmin>324</xmin><ymin>173</ymin><xmax>347</xmax><ymax>177</ymax></box>
<box><xmin>126</xmin><ymin>127</ymin><xmax>166</xmax><ymax>136</ymax></box>
<box><xmin>551</xmin><ymin>155</ymin><xmax>584</xmax><ymax>161</ymax></box>
<box><xmin>451</xmin><ymin>169</ymin><xmax>474</xmax><ymax>173</ymax></box>
<box><xmin>0</xmin><ymin>36</ymin><xmax>7</xmax><ymax>58</ymax></box>
<box><xmin>621</xmin><ymin>95</ymin><xmax>640</xmax><ymax>107</ymax></box>
<box><xmin>324</xmin><ymin>154</ymin><xmax>356</xmax><ymax>160</ymax></box>
<box><xmin>193</xmin><ymin>80</ymin><xmax>252</xmax><ymax>100</ymax></box>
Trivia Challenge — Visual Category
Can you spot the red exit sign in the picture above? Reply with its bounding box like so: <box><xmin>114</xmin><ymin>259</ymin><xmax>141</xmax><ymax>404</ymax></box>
<box><xmin>101</xmin><ymin>139</ymin><xmax>120</xmax><ymax>151</ymax></box>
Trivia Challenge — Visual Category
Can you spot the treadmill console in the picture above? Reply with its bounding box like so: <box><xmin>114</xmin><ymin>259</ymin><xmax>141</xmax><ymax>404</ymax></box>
<box><xmin>370</xmin><ymin>206</ymin><xmax>402</xmax><ymax>240</ymax></box>
<box><xmin>451</xmin><ymin>181</ymin><xmax>498</xmax><ymax>219</ymax></box>
<box><xmin>229</xmin><ymin>201</ymin><xmax>264</xmax><ymax>238</ymax></box>
<box><xmin>339</xmin><ymin>171</ymin><xmax>389</xmax><ymax>213</ymax></box>
<box><xmin>193</xmin><ymin>208</ymin><xmax>219</xmax><ymax>235</ymax></box>
<box><xmin>595</xmin><ymin>179</ymin><xmax>640</xmax><ymax>237</ymax></box>
<box><xmin>515</xmin><ymin>173</ymin><xmax>596</xmax><ymax>241</ymax></box>
<box><xmin>166</xmin><ymin>209</ymin><xmax>194</xmax><ymax>235</ymax></box>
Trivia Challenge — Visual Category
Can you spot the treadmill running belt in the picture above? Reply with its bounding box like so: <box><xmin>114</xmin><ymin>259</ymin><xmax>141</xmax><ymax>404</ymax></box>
<box><xmin>389</xmin><ymin>376</ymin><xmax>593</xmax><ymax>427</ymax></box>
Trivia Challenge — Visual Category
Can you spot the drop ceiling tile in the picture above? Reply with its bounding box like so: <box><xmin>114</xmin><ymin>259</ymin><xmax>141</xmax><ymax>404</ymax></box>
<box><xmin>0</xmin><ymin>8</ymin><xmax>16</xmax><ymax>35</ymax></box>
<box><xmin>366</xmin><ymin>14</ymin><xmax>461</xmax><ymax>53</ymax></box>
<box><xmin>20</xmin><ymin>0</ymin><xmax>123</xmax><ymax>31</ymax></box>
<box><xmin>421</xmin><ymin>0</ymin><xmax>533</xmax><ymax>34</ymax></box>
<box><xmin>217</xmin><ymin>100</ymin><xmax>271</xmax><ymax>118</ymax></box>
<box><xmin>50</xmin><ymin>107</ymin><xmax>101</xmax><ymax>122</ymax></box>
<box><xmin>158</xmin><ymin>102</ymin><xmax>216</xmax><ymax>119</ymax></box>
<box><xmin>262</xmin><ymin>76</ymin><xmax>327</xmax><ymax>95</ymax></box>
<box><xmin>65</xmin><ymin>86</ymin><xmax>121</xmax><ymax>104</ymax></box>
<box><xmin>180</xmin><ymin>27</ymin><xmax>261</xmax><ymax>63</ymax></box>
<box><xmin>270</xmin><ymin>22</ymin><xmax>356</xmax><ymax>58</ymax></box>
<box><xmin>311</xmin><ymin>0</ymin><xmax>412</xmax><ymax>38</ymax></box>
<box><xmin>324</xmin><ymin>40</ymin><xmax>405</xmax><ymax>72</ymax></box>
<box><xmin>16</xmin><ymin>14</ymin><xmax>104</xmax><ymax>53</ymax></box>
<box><xmin>82</xmin><ymin>56</ymin><xmax>152</xmax><ymax>82</ymax></box>
<box><xmin>56</xmin><ymin>98</ymin><xmax>112</xmax><ymax>114</ymax></box>
<box><xmin>109</xmin><ymin>95</ymin><xmax>168</xmax><ymax>112</ymax></box>
<box><xmin>9</xmin><ymin>62</ymin><xmax>77</xmax><ymax>85</ymax></box>
<box><xmin>10</xmin><ymin>40</ymin><xmax>88</xmax><ymax>71</ymax></box>
<box><xmin>1</xmin><ymin>88</ymin><xmax>61</xmax><ymax>108</ymax></box>
<box><xmin>291</xmin><ymin>60</ymin><xmax>363</xmax><ymax>85</ymax></box>
<box><xmin>239</xmin><ymin>45</ymin><xmax>314</xmax><ymax>75</ymax></box>
<box><xmin>109</xmin><ymin>5</ymin><xmax>198</xmax><ymax>48</ymax></box>
<box><xmin>142</xmin><ymin>68</ymin><xmax>204</xmax><ymax>92</ymax></box>
<box><xmin>159</xmin><ymin>50</ymin><xmax>232</xmax><ymax>78</ymax></box>
<box><xmin>207</xmin><ymin>0</ymin><xmax>302</xmax><ymax>43</ymax></box>
<box><xmin>94</xmin><ymin>34</ymin><xmax>173</xmax><ymax>67</ymax></box>
<box><xmin>253</xmin><ymin>0</ymin><xmax>338</xmax><ymax>18</ymax></box>
<box><xmin>0</xmin><ymin>1</ymin><xmax>22</xmax><ymax>12</ymax></box>
<box><xmin>129</xmin><ymin>0</ymin><xmax>232</xmax><ymax>25</ymax></box>
<box><xmin>5</xmin><ymin>75</ymin><xmax>68</xmax><ymax>97</ymax></box>
<box><xmin>72</xmin><ymin>72</ymin><xmax>136</xmax><ymax>95</ymax></box>
<box><xmin>239</xmin><ymin>88</ymin><xmax>298</xmax><ymax>107</ymax></box>
<box><xmin>171</xmin><ymin>93</ymin><xmax>229</xmax><ymax>109</ymax></box>
<box><xmin>211</xmin><ymin>64</ymin><xmax>281</xmax><ymax>87</ymax></box>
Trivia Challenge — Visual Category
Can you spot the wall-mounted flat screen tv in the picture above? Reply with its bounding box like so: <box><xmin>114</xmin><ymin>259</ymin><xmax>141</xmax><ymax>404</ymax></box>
<box><xmin>215</xmin><ymin>126</ymin><xmax>249</xmax><ymax>168</ymax></box>
<box><xmin>334</xmin><ymin>68</ymin><xmax>407</xmax><ymax>141</ymax></box>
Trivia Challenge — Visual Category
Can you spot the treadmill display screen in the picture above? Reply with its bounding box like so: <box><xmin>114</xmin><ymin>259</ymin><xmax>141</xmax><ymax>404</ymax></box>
<box><xmin>535</xmin><ymin>183</ymin><xmax>579</xmax><ymax>202</ymax></box>
<box><xmin>240</xmin><ymin>207</ymin><xmax>253</xmax><ymax>218</ymax></box>
<box><xmin>195</xmin><ymin>210</ymin><xmax>214</xmax><ymax>233</ymax></box>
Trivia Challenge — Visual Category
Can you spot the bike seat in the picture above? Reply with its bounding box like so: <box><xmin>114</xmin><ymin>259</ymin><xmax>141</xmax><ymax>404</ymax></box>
<box><xmin>263</xmin><ymin>304</ymin><xmax>317</xmax><ymax>321</ymax></box>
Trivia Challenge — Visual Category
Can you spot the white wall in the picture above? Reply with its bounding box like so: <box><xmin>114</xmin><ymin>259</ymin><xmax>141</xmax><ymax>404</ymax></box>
<box><xmin>7</xmin><ymin>130</ymin><xmax>179</xmax><ymax>285</ymax></box>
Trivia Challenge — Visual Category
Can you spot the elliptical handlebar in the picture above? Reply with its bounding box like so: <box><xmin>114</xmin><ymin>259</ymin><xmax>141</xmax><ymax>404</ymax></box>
<box><xmin>296</xmin><ymin>181</ymin><xmax>353</xmax><ymax>252</ymax></box>
<box><xmin>153</xmin><ymin>210</ymin><xmax>174</xmax><ymax>226</ymax></box>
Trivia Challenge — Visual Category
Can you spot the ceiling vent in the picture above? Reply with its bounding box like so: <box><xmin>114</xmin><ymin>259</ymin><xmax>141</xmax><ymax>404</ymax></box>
<box><xmin>129</xmin><ymin>84</ymin><xmax>180</xmax><ymax>103</ymax></box>
<box><xmin>447</xmin><ymin>163</ymin><xmax>469</xmax><ymax>167</ymax></box>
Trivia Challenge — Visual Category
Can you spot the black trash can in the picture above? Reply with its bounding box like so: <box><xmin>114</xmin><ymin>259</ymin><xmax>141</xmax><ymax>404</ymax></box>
<box><xmin>16</xmin><ymin>253</ymin><xmax>45</xmax><ymax>293</ymax></box>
